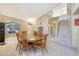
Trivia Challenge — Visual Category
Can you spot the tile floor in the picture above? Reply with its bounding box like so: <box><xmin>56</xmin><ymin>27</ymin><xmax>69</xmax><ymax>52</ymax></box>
<box><xmin>0</xmin><ymin>36</ymin><xmax>78</xmax><ymax>56</ymax></box>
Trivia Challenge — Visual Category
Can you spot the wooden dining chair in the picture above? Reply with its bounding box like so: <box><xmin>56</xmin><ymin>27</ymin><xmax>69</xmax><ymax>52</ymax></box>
<box><xmin>36</xmin><ymin>34</ymin><xmax>47</xmax><ymax>49</ymax></box>
<box><xmin>34</xmin><ymin>34</ymin><xmax>48</xmax><ymax>55</ymax></box>
<box><xmin>16</xmin><ymin>32</ymin><xmax>22</xmax><ymax>50</ymax></box>
<box><xmin>34</xmin><ymin>32</ymin><xmax>44</xmax><ymax>45</ymax></box>
<box><xmin>16</xmin><ymin>32</ymin><xmax>23</xmax><ymax>55</ymax></box>
<box><xmin>16</xmin><ymin>31</ymin><xmax>29</xmax><ymax>55</ymax></box>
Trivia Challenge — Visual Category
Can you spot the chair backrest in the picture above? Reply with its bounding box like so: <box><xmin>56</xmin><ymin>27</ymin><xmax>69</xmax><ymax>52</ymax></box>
<box><xmin>21</xmin><ymin>31</ymin><xmax>28</xmax><ymax>40</ymax></box>
<box><xmin>16</xmin><ymin>32</ymin><xmax>22</xmax><ymax>41</ymax></box>
<box><xmin>22</xmin><ymin>31</ymin><xmax>27</xmax><ymax>35</ymax></box>
<box><xmin>16</xmin><ymin>32</ymin><xmax>20</xmax><ymax>42</ymax></box>
<box><xmin>44</xmin><ymin>34</ymin><xmax>48</xmax><ymax>40</ymax></box>
<box><xmin>16</xmin><ymin>31</ymin><xmax>28</xmax><ymax>46</ymax></box>
<box><xmin>37</xmin><ymin>32</ymin><xmax>44</xmax><ymax>39</ymax></box>
<box><xmin>34</xmin><ymin>31</ymin><xmax>37</xmax><ymax>36</ymax></box>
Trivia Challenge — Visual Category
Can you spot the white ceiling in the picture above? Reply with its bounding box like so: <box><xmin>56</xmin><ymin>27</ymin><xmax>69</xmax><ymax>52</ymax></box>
<box><xmin>0</xmin><ymin>3</ymin><xmax>59</xmax><ymax>20</ymax></box>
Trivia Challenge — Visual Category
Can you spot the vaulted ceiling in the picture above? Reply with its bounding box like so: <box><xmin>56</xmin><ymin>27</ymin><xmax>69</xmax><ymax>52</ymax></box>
<box><xmin>0</xmin><ymin>3</ymin><xmax>59</xmax><ymax>20</ymax></box>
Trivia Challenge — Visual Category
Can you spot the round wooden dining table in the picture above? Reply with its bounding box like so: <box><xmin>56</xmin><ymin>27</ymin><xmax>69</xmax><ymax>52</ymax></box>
<box><xmin>26</xmin><ymin>36</ymin><xmax>42</xmax><ymax>53</ymax></box>
<box><xmin>27</xmin><ymin>36</ymin><xmax>42</xmax><ymax>42</ymax></box>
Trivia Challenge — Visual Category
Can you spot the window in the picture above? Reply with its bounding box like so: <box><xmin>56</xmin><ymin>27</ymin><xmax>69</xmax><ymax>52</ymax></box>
<box><xmin>6</xmin><ymin>22</ymin><xmax>20</xmax><ymax>34</ymax></box>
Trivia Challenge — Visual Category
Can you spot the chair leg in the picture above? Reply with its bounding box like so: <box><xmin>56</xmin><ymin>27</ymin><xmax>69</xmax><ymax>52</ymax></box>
<box><xmin>42</xmin><ymin>47</ymin><xmax>48</xmax><ymax>56</ymax></box>
<box><xmin>16</xmin><ymin>43</ymin><xmax>19</xmax><ymax>50</ymax></box>
<box><xmin>25</xmin><ymin>48</ymin><xmax>28</xmax><ymax>56</ymax></box>
<box><xmin>45</xmin><ymin>47</ymin><xmax>48</xmax><ymax>53</ymax></box>
<box><xmin>19</xmin><ymin>44</ymin><xmax>23</xmax><ymax>55</ymax></box>
<box><xmin>42</xmin><ymin>48</ymin><xmax>44</xmax><ymax>56</ymax></box>
<box><xmin>20</xmin><ymin>45</ymin><xmax>28</xmax><ymax>56</ymax></box>
<box><xmin>18</xmin><ymin>45</ymin><xmax>21</xmax><ymax>55</ymax></box>
<box><xmin>34</xmin><ymin>47</ymin><xmax>36</xmax><ymax>54</ymax></box>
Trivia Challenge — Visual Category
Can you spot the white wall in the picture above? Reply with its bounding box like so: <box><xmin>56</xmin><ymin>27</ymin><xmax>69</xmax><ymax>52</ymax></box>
<box><xmin>36</xmin><ymin>13</ymin><xmax>50</xmax><ymax>34</ymax></box>
<box><xmin>67</xmin><ymin>4</ymin><xmax>79</xmax><ymax>48</ymax></box>
<box><xmin>71</xmin><ymin>15</ymin><xmax>79</xmax><ymax>51</ymax></box>
<box><xmin>42</xmin><ymin>17</ymin><xmax>49</xmax><ymax>34</ymax></box>
<box><xmin>37</xmin><ymin>17</ymin><xmax>48</xmax><ymax>34</ymax></box>
<box><xmin>70</xmin><ymin>15</ymin><xmax>79</xmax><ymax>47</ymax></box>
